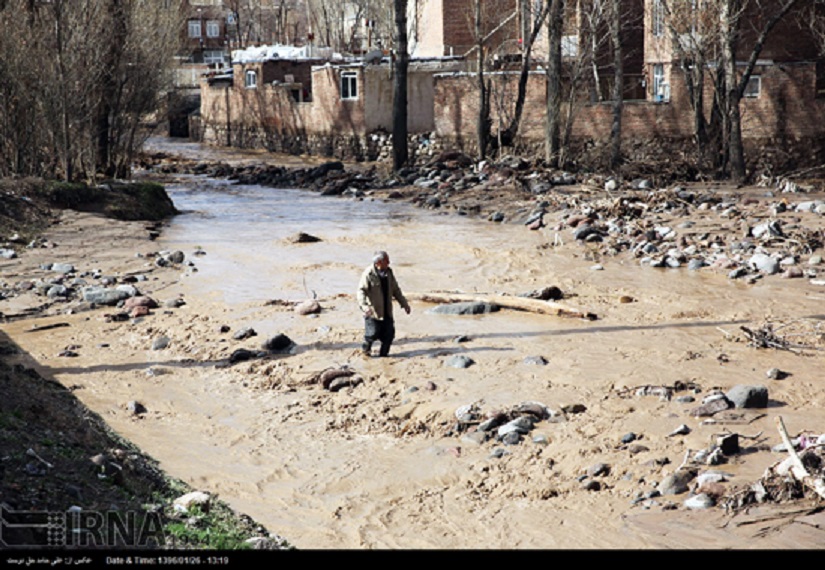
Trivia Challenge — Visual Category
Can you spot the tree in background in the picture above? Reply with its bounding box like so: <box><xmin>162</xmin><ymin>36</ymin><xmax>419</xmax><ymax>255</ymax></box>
<box><xmin>393</xmin><ymin>0</ymin><xmax>410</xmax><ymax>170</ymax></box>
<box><xmin>659</xmin><ymin>0</ymin><xmax>802</xmax><ymax>182</ymax></box>
<box><xmin>0</xmin><ymin>0</ymin><xmax>182</xmax><ymax>182</ymax></box>
<box><xmin>544</xmin><ymin>0</ymin><xmax>564</xmax><ymax>165</ymax></box>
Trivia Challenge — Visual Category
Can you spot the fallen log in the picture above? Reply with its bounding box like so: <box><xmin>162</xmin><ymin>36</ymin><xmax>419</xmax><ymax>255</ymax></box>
<box><xmin>408</xmin><ymin>291</ymin><xmax>597</xmax><ymax>320</ymax></box>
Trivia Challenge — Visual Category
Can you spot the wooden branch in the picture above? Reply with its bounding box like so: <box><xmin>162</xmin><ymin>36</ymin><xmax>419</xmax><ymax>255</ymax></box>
<box><xmin>775</xmin><ymin>416</ymin><xmax>825</xmax><ymax>501</ymax></box>
<box><xmin>409</xmin><ymin>291</ymin><xmax>597</xmax><ymax>320</ymax></box>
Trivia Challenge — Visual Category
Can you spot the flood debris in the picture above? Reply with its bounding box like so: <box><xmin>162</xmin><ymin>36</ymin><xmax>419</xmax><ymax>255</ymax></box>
<box><xmin>721</xmin><ymin>417</ymin><xmax>825</xmax><ymax>516</ymax></box>
<box><xmin>737</xmin><ymin>319</ymin><xmax>825</xmax><ymax>353</ymax></box>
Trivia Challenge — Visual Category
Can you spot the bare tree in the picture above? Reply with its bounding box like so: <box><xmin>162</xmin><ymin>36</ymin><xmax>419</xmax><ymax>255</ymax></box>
<box><xmin>393</xmin><ymin>0</ymin><xmax>410</xmax><ymax>170</ymax></box>
<box><xmin>0</xmin><ymin>0</ymin><xmax>181</xmax><ymax>181</ymax></box>
<box><xmin>475</xmin><ymin>0</ymin><xmax>492</xmax><ymax>159</ymax></box>
<box><xmin>723</xmin><ymin>0</ymin><xmax>801</xmax><ymax>181</ymax></box>
<box><xmin>493</xmin><ymin>0</ymin><xmax>550</xmax><ymax>148</ymax></box>
<box><xmin>607</xmin><ymin>0</ymin><xmax>623</xmax><ymax>167</ymax></box>
<box><xmin>661</xmin><ymin>0</ymin><xmax>802</xmax><ymax>181</ymax></box>
<box><xmin>545</xmin><ymin>0</ymin><xmax>564</xmax><ymax>165</ymax></box>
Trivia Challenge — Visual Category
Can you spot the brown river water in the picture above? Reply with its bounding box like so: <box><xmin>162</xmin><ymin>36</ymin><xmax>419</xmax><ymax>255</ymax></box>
<box><xmin>4</xmin><ymin>138</ymin><xmax>825</xmax><ymax>549</ymax></box>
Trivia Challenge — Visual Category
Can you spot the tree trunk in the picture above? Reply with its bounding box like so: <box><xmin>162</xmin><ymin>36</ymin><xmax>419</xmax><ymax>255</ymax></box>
<box><xmin>97</xmin><ymin>0</ymin><xmax>127</xmax><ymax>179</ymax></box>
<box><xmin>392</xmin><ymin>0</ymin><xmax>409</xmax><ymax>171</ymax></box>
<box><xmin>608</xmin><ymin>0</ymin><xmax>623</xmax><ymax>169</ymax></box>
<box><xmin>545</xmin><ymin>0</ymin><xmax>564</xmax><ymax>166</ymax></box>
<box><xmin>475</xmin><ymin>0</ymin><xmax>491</xmax><ymax>160</ymax></box>
<box><xmin>722</xmin><ymin>0</ymin><xmax>745</xmax><ymax>182</ymax></box>
<box><xmin>497</xmin><ymin>1</ymin><xmax>550</xmax><ymax>148</ymax></box>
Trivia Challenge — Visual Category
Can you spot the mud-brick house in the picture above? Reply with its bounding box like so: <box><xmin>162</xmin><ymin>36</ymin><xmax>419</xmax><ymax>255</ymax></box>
<box><xmin>196</xmin><ymin>44</ymin><xmax>465</xmax><ymax>161</ymax></box>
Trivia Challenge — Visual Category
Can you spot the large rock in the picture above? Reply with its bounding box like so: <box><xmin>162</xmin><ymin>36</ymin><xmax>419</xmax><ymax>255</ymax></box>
<box><xmin>658</xmin><ymin>469</ymin><xmax>697</xmax><ymax>495</ymax></box>
<box><xmin>427</xmin><ymin>302</ymin><xmax>500</xmax><ymax>315</ymax></box>
<box><xmin>445</xmin><ymin>355</ymin><xmax>474</xmax><ymax>368</ymax></box>
<box><xmin>262</xmin><ymin>334</ymin><xmax>294</xmax><ymax>353</ymax></box>
<box><xmin>82</xmin><ymin>286</ymin><xmax>133</xmax><ymax>305</ymax></box>
<box><xmin>749</xmin><ymin>253</ymin><xmax>779</xmax><ymax>274</ymax></box>
<box><xmin>725</xmin><ymin>385</ymin><xmax>768</xmax><ymax>408</ymax></box>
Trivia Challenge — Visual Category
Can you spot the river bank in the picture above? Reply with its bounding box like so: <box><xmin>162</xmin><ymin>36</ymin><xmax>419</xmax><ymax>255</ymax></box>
<box><xmin>2</xmin><ymin>139</ymin><xmax>825</xmax><ymax>549</ymax></box>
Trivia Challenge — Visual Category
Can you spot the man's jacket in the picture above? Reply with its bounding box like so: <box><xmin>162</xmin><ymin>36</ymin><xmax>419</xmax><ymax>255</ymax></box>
<box><xmin>357</xmin><ymin>264</ymin><xmax>410</xmax><ymax>320</ymax></box>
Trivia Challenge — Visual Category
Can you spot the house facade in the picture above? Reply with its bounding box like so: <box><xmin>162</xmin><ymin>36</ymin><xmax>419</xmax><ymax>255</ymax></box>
<box><xmin>192</xmin><ymin>0</ymin><xmax>825</xmax><ymax>172</ymax></box>
<box><xmin>195</xmin><ymin>45</ymin><xmax>465</xmax><ymax>160</ymax></box>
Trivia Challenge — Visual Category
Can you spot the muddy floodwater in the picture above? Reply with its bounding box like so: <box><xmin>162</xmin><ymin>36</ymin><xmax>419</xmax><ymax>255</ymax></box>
<box><xmin>5</xmin><ymin>140</ymin><xmax>825</xmax><ymax>549</ymax></box>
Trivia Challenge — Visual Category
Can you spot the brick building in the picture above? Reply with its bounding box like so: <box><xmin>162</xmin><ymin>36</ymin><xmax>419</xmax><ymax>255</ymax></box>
<box><xmin>195</xmin><ymin>45</ymin><xmax>465</xmax><ymax>160</ymax></box>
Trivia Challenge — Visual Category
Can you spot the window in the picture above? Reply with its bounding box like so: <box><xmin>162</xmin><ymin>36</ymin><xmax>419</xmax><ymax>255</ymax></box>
<box><xmin>245</xmin><ymin>70</ymin><xmax>257</xmax><ymax>89</ymax></box>
<box><xmin>206</xmin><ymin>20</ymin><xmax>220</xmax><ymax>38</ymax></box>
<box><xmin>341</xmin><ymin>71</ymin><xmax>358</xmax><ymax>100</ymax></box>
<box><xmin>744</xmin><ymin>75</ymin><xmax>761</xmax><ymax>98</ymax></box>
<box><xmin>652</xmin><ymin>64</ymin><xmax>669</xmax><ymax>102</ymax></box>
<box><xmin>652</xmin><ymin>0</ymin><xmax>665</xmax><ymax>37</ymax></box>
<box><xmin>203</xmin><ymin>50</ymin><xmax>226</xmax><ymax>65</ymax></box>
<box><xmin>188</xmin><ymin>19</ymin><xmax>201</xmax><ymax>38</ymax></box>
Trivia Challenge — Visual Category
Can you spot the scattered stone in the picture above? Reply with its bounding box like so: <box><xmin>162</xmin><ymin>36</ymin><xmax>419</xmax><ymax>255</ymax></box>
<box><xmin>289</xmin><ymin>232</ymin><xmax>322</xmax><ymax>243</ymax></box>
<box><xmin>582</xmin><ymin>479</ymin><xmax>601</xmax><ymax>491</ymax></box>
<box><xmin>684</xmin><ymin>493</ymin><xmax>715</xmax><ymax>510</ymax></box>
<box><xmin>658</xmin><ymin>469</ymin><xmax>696</xmax><ymax>495</ymax></box>
<box><xmin>766</xmin><ymin>368</ymin><xmax>788</xmax><ymax>380</ymax></box>
<box><xmin>327</xmin><ymin>375</ymin><xmax>363</xmax><ymax>392</ymax></box>
<box><xmin>233</xmin><ymin>327</ymin><xmax>257</xmax><ymax>340</ymax></box>
<box><xmin>262</xmin><ymin>333</ymin><xmax>294</xmax><ymax>353</ymax></box>
<box><xmin>445</xmin><ymin>355</ymin><xmax>474</xmax><ymax>368</ymax></box>
<box><xmin>126</xmin><ymin>401</ymin><xmax>147</xmax><ymax>415</ymax></box>
<box><xmin>294</xmin><ymin>299</ymin><xmax>321</xmax><ymax>315</ymax></box>
<box><xmin>228</xmin><ymin>348</ymin><xmax>258</xmax><ymax>364</ymax></box>
<box><xmin>47</xmin><ymin>285</ymin><xmax>69</xmax><ymax>298</ymax></box>
<box><xmin>427</xmin><ymin>301</ymin><xmax>500</xmax><ymax>315</ymax></box>
<box><xmin>689</xmin><ymin>395</ymin><xmax>733</xmax><ymax>417</ymax></box>
<box><xmin>725</xmin><ymin>385</ymin><xmax>768</xmax><ymax>409</ymax></box>
<box><xmin>587</xmin><ymin>463</ymin><xmax>610</xmax><ymax>477</ymax></box>
<box><xmin>151</xmin><ymin>336</ymin><xmax>170</xmax><ymax>350</ymax></box>
<box><xmin>717</xmin><ymin>433</ymin><xmax>740</xmax><ymax>455</ymax></box>
<box><xmin>166</xmin><ymin>251</ymin><xmax>185</xmax><ymax>264</ymax></box>
<box><xmin>173</xmin><ymin>491</ymin><xmax>211</xmax><ymax>514</ymax></box>
<box><xmin>82</xmin><ymin>286</ymin><xmax>133</xmax><ymax>306</ymax></box>
<box><xmin>51</xmin><ymin>263</ymin><xmax>75</xmax><ymax>274</ymax></box>
<box><xmin>668</xmin><ymin>424</ymin><xmax>691</xmax><ymax>436</ymax></box>
<box><xmin>124</xmin><ymin>296</ymin><xmax>158</xmax><ymax>310</ymax></box>
<box><xmin>522</xmin><ymin>355</ymin><xmax>548</xmax><ymax>365</ymax></box>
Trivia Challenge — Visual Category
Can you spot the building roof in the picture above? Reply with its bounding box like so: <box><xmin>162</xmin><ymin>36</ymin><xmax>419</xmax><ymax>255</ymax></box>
<box><xmin>231</xmin><ymin>44</ymin><xmax>339</xmax><ymax>64</ymax></box>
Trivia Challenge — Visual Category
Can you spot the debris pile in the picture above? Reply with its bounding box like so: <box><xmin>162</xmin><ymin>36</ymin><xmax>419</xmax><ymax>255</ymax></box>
<box><xmin>721</xmin><ymin>417</ymin><xmax>825</xmax><ymax>513</ymax></box>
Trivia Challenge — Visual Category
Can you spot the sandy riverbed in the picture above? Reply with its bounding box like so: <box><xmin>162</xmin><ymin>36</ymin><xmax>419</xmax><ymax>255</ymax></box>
<box><xmin>2</xmin><ymin>166</ymin><xmax>825</xmax><ymax>549</ymax></box>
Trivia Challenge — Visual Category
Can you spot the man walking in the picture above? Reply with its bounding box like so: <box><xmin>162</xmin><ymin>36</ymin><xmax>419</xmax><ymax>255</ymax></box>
<box><xmin>357</xmin><ymin>251</ymin><xmax>411</xmax><ymax>357</ymax></box>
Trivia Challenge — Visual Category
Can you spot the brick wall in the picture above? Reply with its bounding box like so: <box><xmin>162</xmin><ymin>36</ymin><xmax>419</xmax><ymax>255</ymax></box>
<box><xmin>434</xmin><ymin>63</ymin><xmax>825</xmax><ymax>148</ymax></box>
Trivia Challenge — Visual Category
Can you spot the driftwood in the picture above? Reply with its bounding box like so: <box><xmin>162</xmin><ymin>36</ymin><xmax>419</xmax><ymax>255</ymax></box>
<box><xmin>409</xmin><ymin>291</ymin><xmax>597</xmax><ymax>320</ymax></box>
<box><xmin>774</xmin><ymin>416</ymin><xmax>825</xmax><ymax>501</ymax></box>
